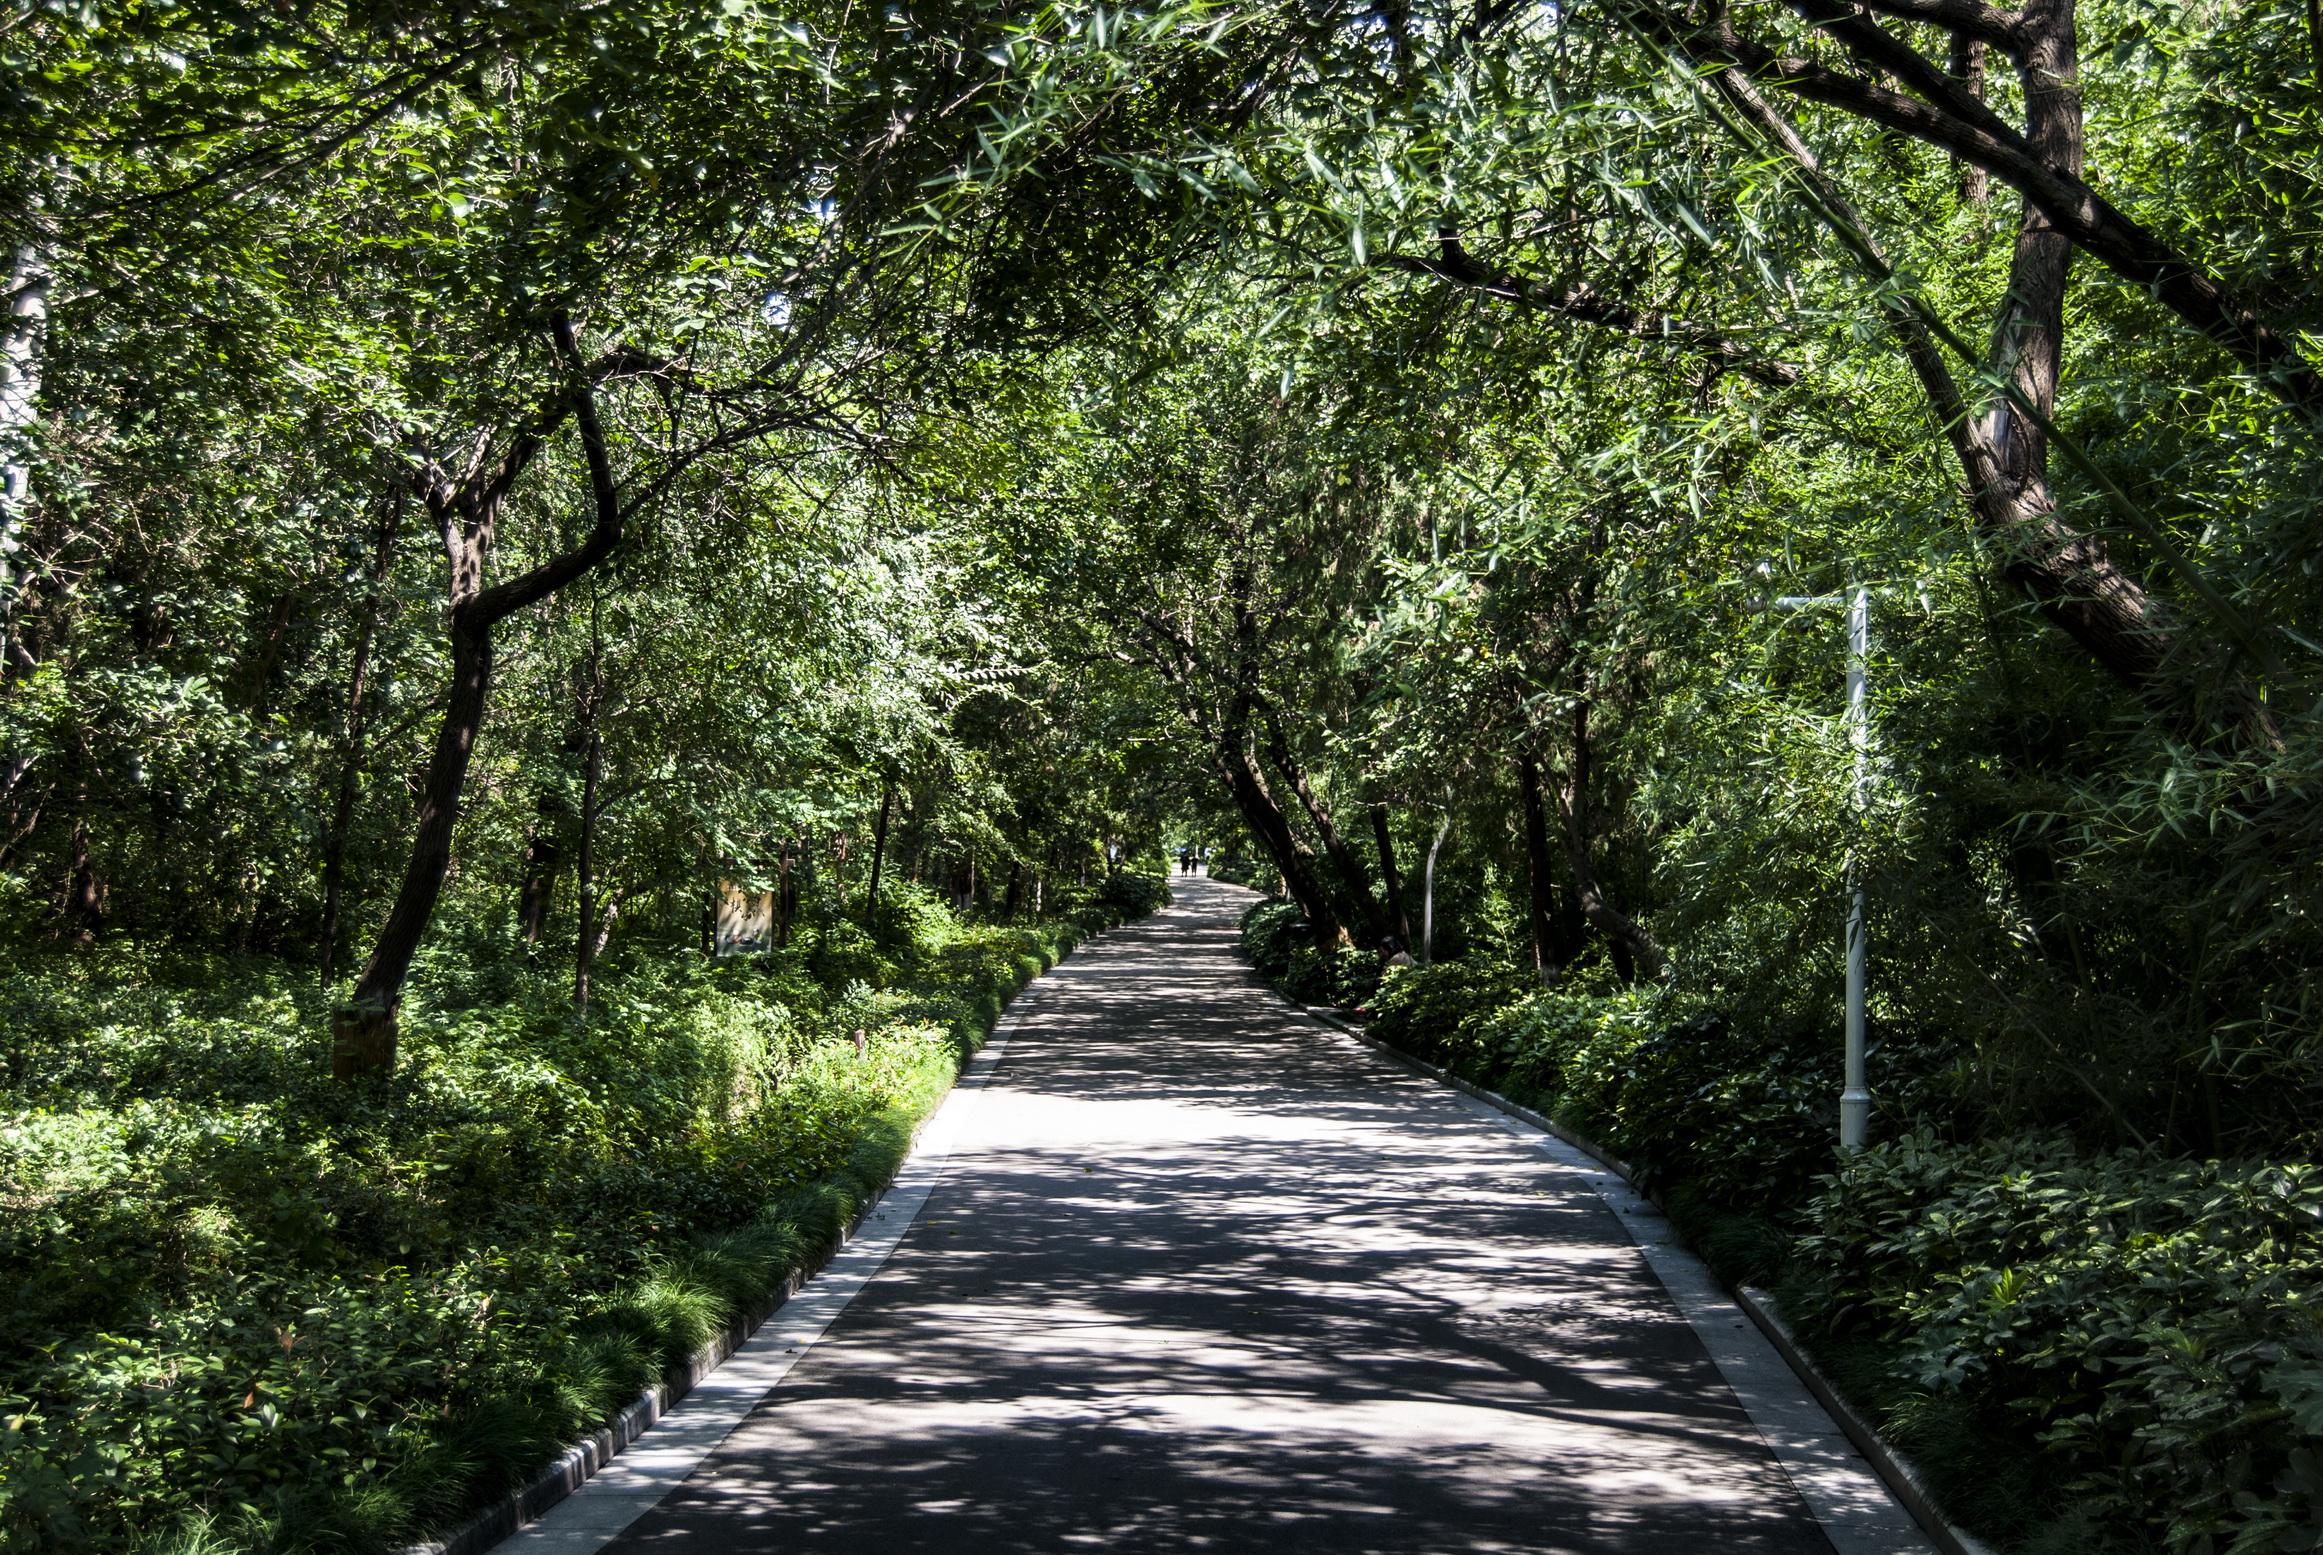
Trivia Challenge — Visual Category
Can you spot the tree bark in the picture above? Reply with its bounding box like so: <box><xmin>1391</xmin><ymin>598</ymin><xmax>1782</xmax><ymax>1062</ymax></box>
<box><xmin>518</xmin><ymin>825</ymin><xmax>559</xmax><ymax>945</ymax></box>
<box><xmin>334</xmin><ymin>314</ymin><xmax>628</xmax><ymax>1078</ymax></box>
<box><xmin>318</xmin><ymin>494</ymin><xmax>401</xmax><ymax>986</ymax></box>
<box><xmin>573</xmin><ymin>724</ymin><xmax>603</xmax><ymax>1013</ymax></box>
<box><xmin>1134</xmin><ymin>595</ymin><xmax>1347</xmax><ymax>943</ymax></box>
<box><xmin>1705</xmin><ymin>68</ymin><xmax>2205</xmax><ymax>712</ymax></box>
<box><xmin>1259</xmin><ymin>713</ymin><xmax>1380</xmax><ymax>939</ymax></box>
<box><xmin>64</xmin><ymin>787</ymin><xmax>102</xmax><ymax>940</ymax></box>
<box><xmin>1421</xmin><ymin>809</ymin><xmax>1452</xmax><ymax>964</ymax></box>
<box><xmin>1219</xmin><ymin>730</ymin><xmax>1343</xmax><ymax>941</ymax></box>
<box><xmin>1370</xmin><ymin>804</ymin><xmax>1411</xmax><ymax>945</ymax></box>
<box><xmin>1553</xmin><ymin>698</ymin><xmax>1665</xmax><ymax>979</ymax></box>
<box><xmin>1948</xmin><ymin>32</ymin><xmax>1989</xmax><ymax>202</ymax></box>
<box><xmin>0</xmin><ymin>247</ymin><xmax>46</xmax><ymax>675</ymax></box>
<box><xmin>1519</xmin><ymin>755</ymin><xmax>1568</xmax><ymax>984</ymax></box>
<box><xmin>864</xmin><ymin>779</ymin><xmax>893</xmax><ymax>928</ymax></box>
<box><xmin>776</xmin><ymin>845</ymin><xmax>798</xmax><ymax>947</ymax></box>
<box><xmin>1650</xmin><ymin>0</ymin><xmax>2323</xmax><ymax>419</ymax></box>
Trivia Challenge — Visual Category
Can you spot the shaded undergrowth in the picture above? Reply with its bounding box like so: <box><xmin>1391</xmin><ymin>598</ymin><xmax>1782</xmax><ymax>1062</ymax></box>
<box><xmin>0</xmin><ymin>875</ymin><xmax>1170</xmax><ymax>1554</ymax></box>
<box><xmin>1241</xmin><ymin>901</ymin><xmax>2322</xmax><ymax>1555</ymax></box>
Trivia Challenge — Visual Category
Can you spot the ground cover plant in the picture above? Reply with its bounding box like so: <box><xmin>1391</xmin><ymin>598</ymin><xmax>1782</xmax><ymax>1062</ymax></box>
<box><xmin>0</xmin><ymin>873</ymin><xmax>1166</xmax><ymax>1553</ymax></box>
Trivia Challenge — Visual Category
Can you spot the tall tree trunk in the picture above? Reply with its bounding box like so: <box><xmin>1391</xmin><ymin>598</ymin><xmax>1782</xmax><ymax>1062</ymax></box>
<box><xmin>1553</xmin><ymin>698</ymin><xmax>1665</xmax><ymax>979</ymax></box>
<box><xmin>335</xmin><ymin>315</ymin><xmax>626</xmax><ymax>1078</ymax></box>
<box><xmin>1260</xmin><ymin>710</ymin><xmax>1380</xmax><ymax>939</ymax></box>
<box><xmin>0</xmin><ymin>749</ymin><xmax>40</xmax><ymax>866</ymax></box>
<box><xmin>1003</xmin><ymin>860</ymin><xmax>1024</xmax><ymax>919</ymax></box>
<box><xmin>864</xmin><ymin>779</ymin><xmax>893</xmax><ymax>928</ymax></box>
<box><xmin>319</xmin><ymin>495</ymin><xmax>401</xmax><ymax>986</ymax></box>
<box><xmin>335</xmin><ymin>618</ymin><xmax>493</xmax><ymax>1072</ymax></box>
<box><xmin>1371</xmin><ymin>804</ymin><xmax>1411</xmax><ymax>945</ymax></box>
<box><xmin>1948</xmin><ymin>32</ymin><xmax>1989</xmax><ymax>203</ymax></box>
<box><xmin>517</xmin><ymin>824</ymin><xmax>559</xmax><ymax>946</ymax></box>
<box><xmin>1421</xmin><ymin>809</ymin><xmax>1452</xmax><ymax>964</ymax></box>
<box><xmin>1706</xmin><ymin>69</ymin><xmax>2209</xmax><ymax>717</ymax></box>
<box><xmin>1133</xmin><ymin>585</ymin><xmax>1347</xmax><ymax>944</ymax></box>
<box><xmin>573</xmin><ymin>725</ymin><xmax>603</xmax><ymax>1013</ymax></box>
<box><xmin>1220</xmin><ymin>741</ymin><xmax>1344</xmax><ymax>941</ymax></box>
<box><xmin>776</xmin><ymin>845</ymin><xmax>798</xmax><ymax>947</ymax></box>
<box><xmin>63</xmin><ymin>758</ymin><xmax>101</xmax><ymax>940</ymax></box>
<box><xmin>1519</xmin><ymin>755</ymin><xmax>1568</xmax><ymax>984</ymax></box>
<box><xmin>0</xmin><ymin>247</ymin><xmax>46</xmax><ymax>674</ymax></box>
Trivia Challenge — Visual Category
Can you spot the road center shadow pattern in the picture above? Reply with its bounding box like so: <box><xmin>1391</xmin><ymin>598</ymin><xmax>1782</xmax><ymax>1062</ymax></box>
<box><xmin>601</xmin><ymin>880</ymin><xmax>1832</xmax><ymax>1554</ymax></box>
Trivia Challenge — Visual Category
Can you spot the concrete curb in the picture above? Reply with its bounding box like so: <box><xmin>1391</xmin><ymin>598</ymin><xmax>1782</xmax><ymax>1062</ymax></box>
<box><xmin>400</xmin><ymin>1227</ymin><xmax>867</xmax><ymax>1555</ymax></box>
<box><xmin>1295</xmin><ymin>1003</ymin><xmax>1997</xmax><ymax>1555</ymax></box>
<box><xmin>398</xmin><ymin>942</ymin><xmax>1081</xmax><ymax>1555</ymax></box>
<box><xmin>1735</xmin><ymin>1287</ymin><xmax>2000</xmax><ymax>1555</ymax></box>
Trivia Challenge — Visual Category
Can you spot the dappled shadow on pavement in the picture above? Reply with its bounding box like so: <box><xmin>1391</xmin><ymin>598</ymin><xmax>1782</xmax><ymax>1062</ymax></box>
<box><xmin>602</xmin><ymin>880</ymin><xmax>1830</xmax><ymax>1555</ymax></box>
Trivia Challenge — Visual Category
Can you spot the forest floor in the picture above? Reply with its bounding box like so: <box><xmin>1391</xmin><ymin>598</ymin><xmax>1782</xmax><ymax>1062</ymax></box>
<box><xmin>505</xmin><ymin>874</ymin><xmax>1929</xmax><ymax>1555</ymax></box>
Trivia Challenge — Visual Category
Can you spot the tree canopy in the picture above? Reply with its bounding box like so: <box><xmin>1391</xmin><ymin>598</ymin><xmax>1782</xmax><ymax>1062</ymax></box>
<box><xmin>6</xmin><ymin>0</ymin><xmax>2323</xmax><ymax>1546</ymax></box>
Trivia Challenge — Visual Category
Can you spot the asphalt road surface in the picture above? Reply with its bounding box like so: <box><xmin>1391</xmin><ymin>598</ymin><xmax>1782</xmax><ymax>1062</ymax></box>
<box><xmin>524</xmin><ymin>874</ymin><xmax>1918</xmax><ymax>1555</ymax></box>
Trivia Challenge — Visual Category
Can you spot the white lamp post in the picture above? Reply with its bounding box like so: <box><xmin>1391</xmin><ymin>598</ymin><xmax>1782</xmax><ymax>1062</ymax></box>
<box><xmin>1771</xmin><ymin>585</ymin><xmax>1873</xmax><ymax>1154</ymax></box>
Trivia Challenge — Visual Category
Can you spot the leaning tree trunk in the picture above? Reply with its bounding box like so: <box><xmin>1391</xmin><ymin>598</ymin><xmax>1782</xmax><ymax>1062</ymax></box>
<box><xmin>334</xmin><ymin>618</ymin><xmax>495</xmax><ymax>1072</ymax></box>
<box><xmin>1644</xmin><ymin>0</ymin><xmax>2323</xmax><ymax>421</ymax></box>
<box><xmin>1371</xmin><ymin>804</ymin><xmax>1411</xmax><ymax>945</ymax></box>
<box><xmin>1260</xmin><ymin>716</ymin><xmax>1381</xmax><ymax>940</ymax></box>
<box><xmin>333</xmin><ymin>315</ymin><xmax>627</xmax><ymax>1079</ymax></box>
<box><xmin>1219</xmin><ymin>742</ymin><xmax>1345</xmax><ymax>942</ymax></box>
<box><xmin>1701</xmin><ymin>58</ymin><xmax>2267</xmax><ymax>740</ymax></box>
<box><xmin>1140</xmin><ymin>616</ymin><xmax>1346</xmax><ymax>941</ymax></box>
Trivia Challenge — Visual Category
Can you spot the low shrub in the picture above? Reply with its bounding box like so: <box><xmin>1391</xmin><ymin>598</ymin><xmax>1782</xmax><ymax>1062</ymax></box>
<box><xmin>1360</xmin><ymin>964</ymin><xmax>1834</xmax><ymax>1207</ymax></box>
<box><xmin>0</xmin><ymin>884</ymin><xmax>1156</xmax><ymax>1554</ymax></box>
<box><xmin>1092</xmin><ymin>870</ymin><xmax>1173</xmax><ymax>923</ymax></box>
<box><xmin>1244</xmin><ymin>921</ymin><xmax>2323</xmax><ymax>1553</ymax></box>
<box><xmin>1793</xmin><ymin>1136</ymin><xmax>2323</xmax><ymax>1554</ymax></box>
<box><xmin>1237</xmin><ymin>899</ymin><xmax>1372</xmax><ymax>1006</ymax></box>
<box><xmin>1365</xmin><ymin>960</ymin><xmax>1538</xmax><ymax>1070</ymax></box>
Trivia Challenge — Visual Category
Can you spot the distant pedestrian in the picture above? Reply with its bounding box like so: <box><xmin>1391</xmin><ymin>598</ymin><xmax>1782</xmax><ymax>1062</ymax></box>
<box><xmin>1179</xmin><ymin>848</ymin><xmax>1193</xmax><ymax>874</ymax></box>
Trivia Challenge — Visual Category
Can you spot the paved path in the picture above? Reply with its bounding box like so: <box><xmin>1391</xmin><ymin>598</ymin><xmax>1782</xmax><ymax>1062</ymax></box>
<box><xmin>515</xmin><ymin>876</ymin><xmax>1930</xmax><ymax>1555</ymax></box>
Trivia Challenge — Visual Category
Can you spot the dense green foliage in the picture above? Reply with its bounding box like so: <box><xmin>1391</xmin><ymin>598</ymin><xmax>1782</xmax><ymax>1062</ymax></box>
<box><xmin>1327</xmin><ymin>936</ymin><xmax>2323</xmax><ymax>1552</ymax></box>
<box><xmin>0</xmin><ymin>875</ymin><xmax>1164</xmax><ymax>1552</ymax></box>
<box><xmin>6</xmin><ymin>0</ymin><xmax>2323</xmax><ymax>1544</ymax></box>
